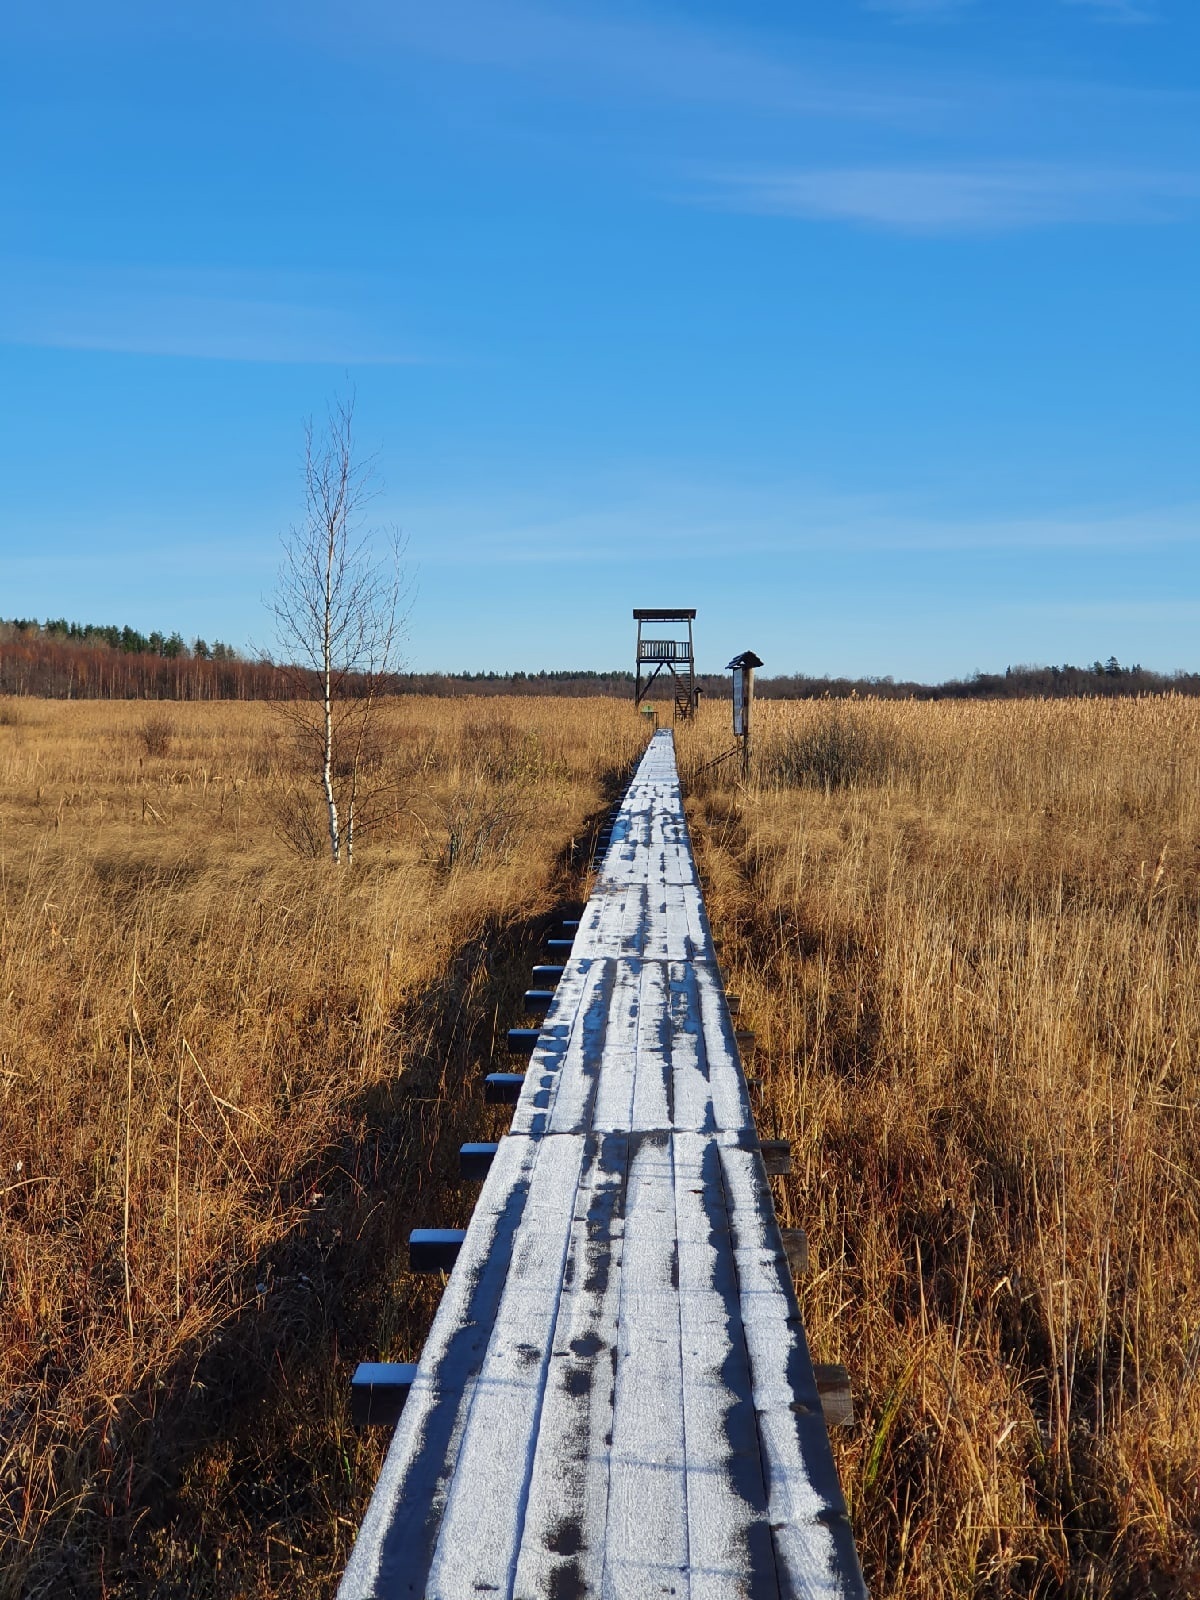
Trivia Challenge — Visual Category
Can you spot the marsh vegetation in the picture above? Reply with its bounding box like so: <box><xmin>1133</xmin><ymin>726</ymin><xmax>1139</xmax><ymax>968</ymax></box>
<box><xmin>687</xmin><ymin>694</ymin><xmax>1200</xmax><ymax>1598</ymax></box>
<box><xmin>2</xmin><ymin>693</ymin><xmax>1198</xmax><ymax>1597</ymax></box>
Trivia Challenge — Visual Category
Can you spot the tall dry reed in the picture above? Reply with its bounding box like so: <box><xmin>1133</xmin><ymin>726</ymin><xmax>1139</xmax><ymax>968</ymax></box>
<box><xmin>680</xmin><ymin>695</ymin><xmax>1200</xmax><ymax>1598</ymax></box>
<box><xmin>0</xmin><ymin>696</ymin><xmax>640</xmax><ymax>1597</ymax></box>
<box><xmin>7</xmin><ymin>690</ymin><xmax>1197</xmax><ymax>1597</ymax></box>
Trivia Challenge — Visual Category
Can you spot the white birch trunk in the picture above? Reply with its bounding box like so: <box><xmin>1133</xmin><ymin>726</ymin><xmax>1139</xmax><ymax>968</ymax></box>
<box><xmin>322</xmin><ymin>526</ymin><xmax>341</xmax><ymax>864</ymax></box>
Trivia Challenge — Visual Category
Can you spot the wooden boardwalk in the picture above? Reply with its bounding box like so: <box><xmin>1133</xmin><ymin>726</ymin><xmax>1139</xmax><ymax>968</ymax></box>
<box><xmin>339</xmin><ymin>731</ymin><xmax>866</xmax><ymax>1599</ymax></box>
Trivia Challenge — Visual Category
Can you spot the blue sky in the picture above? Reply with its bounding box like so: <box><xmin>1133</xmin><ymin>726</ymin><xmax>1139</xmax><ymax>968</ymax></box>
<box><xmin>1</xmin><ymin>0</ymin><xmax>1197</xmax><ymax>678</ymax></box>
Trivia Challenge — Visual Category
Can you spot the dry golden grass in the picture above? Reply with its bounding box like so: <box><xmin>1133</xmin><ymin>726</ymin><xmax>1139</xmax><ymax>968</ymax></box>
<box><xmin>680</xmin><ymin>695</ymin><xmax>1200</xmax><ymax>1599</ymax></box>
<box><xmin>4</xmin><ymin>691</ymin><xmax>1199</xmax><ymax>1598</ymax></box>
<box><xmin>0</xmin><ymin>696</ymin><xmax>641</xmax><ymax>1598</ymax></box>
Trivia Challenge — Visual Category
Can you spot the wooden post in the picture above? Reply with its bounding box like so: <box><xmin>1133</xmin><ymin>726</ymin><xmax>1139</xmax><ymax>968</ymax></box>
<box><xmin>351</xmin><ymin>1362</ymin><xmax>418</xmax><ymax>1428</ymax></box>
<box><xmin>760</xmin><ymin>1139</ymin><xmax>792</xmax><ymax>1176</ymax></box>
<box><xmin>409</xmin><ymin>1229</ymin><xmax>466</xmax><ymax>1272</ymax></box>
<box><xmin>484</xmin><ymin>1072</ymin><xmax>525</xmax><ymax>1104</ymax></box>
<box><xmin>781</xmin><ymin>1228</ymin><xmax>809</xmax><ymax>1275</ymax></box>
<box><xmin>742</xmin><ymin>664</ymin><xmax>752</xmax><ymax>778</ymax></box>
<box><xmin>727</xmin><ymin>651</ymin><xmax>763</xmax><ymax>780</ymax></box>
<box><xmin>813</xmin><ymin>1364</ymin><xmax>855</xmax><ymax>1428</ymax></box>
<box><xmin>459</xmin><ymin>1142</ymin><xmax>500</xmax><ymax>1180</ymax></box>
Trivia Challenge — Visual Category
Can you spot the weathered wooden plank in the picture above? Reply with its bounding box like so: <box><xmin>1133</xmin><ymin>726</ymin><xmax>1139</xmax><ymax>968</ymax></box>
<box><xmin>339</xmin><ymin>1134</ymin><xmax>542</xmax><ymax>1597</ymax></box>
<box><xmin>511</xmin><ymin>1132</ymin><xmax>629</xmax><ymax>1598</ymax></box>
<box><xmin>601</xmin><ymin>1130</ymin><xmax>690</xmax><ymax>1598</ymax></box>
<box><xmin>696</xmin><ymin>959</ymin><xmax>756</xmax><ymax>1132</ymax></box>
<box><xmin>667</xmin><ymin>961</ymin><xmax>710</xmax><ymax>1134</ymax></box>
<box><xmin>718</xmin><ymin>1141</ymin><xmax>863</xmax><ymax>1593</ymax></box>
<box><xmin>508</xmin><ymin>957</ymin><xmax>632</xmax><ymax>1138</ymax></box>
<box><xmin>631</xmin><ymin>960</ymin><xmax>672</xmax><ymax>1131</ymax></box>
<box><xmin>423</xmin><ymin>1134</ymin><xmax>584</xmax><ymax>1598</ymax></box>
<box><xmin>673</xmin><ymin>1130</ymin><xmax>779</xmax><ymax>1598</ymax></box>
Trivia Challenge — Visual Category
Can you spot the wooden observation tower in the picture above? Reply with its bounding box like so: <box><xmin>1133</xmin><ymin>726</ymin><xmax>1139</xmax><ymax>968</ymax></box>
<box><xmin>633</xmin><ymin>607</ymin><xmax>697</xmax><ymax>721</ymax></box>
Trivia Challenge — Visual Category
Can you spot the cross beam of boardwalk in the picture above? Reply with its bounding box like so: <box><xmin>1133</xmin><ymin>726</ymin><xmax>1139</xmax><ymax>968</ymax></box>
<box><xmin>339</xmin><ymin>731</ymin><xmax>867</xmax><ymax>1599</ymax></box>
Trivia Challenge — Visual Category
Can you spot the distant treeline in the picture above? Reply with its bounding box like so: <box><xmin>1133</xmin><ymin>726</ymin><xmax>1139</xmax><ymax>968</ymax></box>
<box><xmin>407</xmin><ymin>659</ymin><xmax>1200</xmax><ymax>702</ymax></box>
<box><xmin>3</xmin><ymin>618</ymin><xmax>1199</xmax><ymax>702</ymax></box>
<box><xmin>754</xmin><ymin>658</ymin><xmax>1200</xmax><ymax>701</ymax></box>
<box><xmin>4</xmin><ymin>617</ymin><xmax>240</xmax><ymax>659</ymax></box>
<box><xmin>398</xmin><ymin>669</ymin><xmax>637</xmax><ymax>697</ymax></box>
<box><xmin>0</xmin><ymin>619</ymin><xmax>288</xmax><ymax>701</ymax></box>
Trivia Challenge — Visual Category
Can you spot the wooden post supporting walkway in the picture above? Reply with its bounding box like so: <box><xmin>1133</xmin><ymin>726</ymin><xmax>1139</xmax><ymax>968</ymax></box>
<box><xmin>339</xmin><ymin>730</ymin><xmax>867</xmax><ymax>1599</ymax></box>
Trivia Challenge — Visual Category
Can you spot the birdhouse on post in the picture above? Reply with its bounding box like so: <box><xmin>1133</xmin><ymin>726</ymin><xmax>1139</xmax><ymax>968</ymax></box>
<box><xmin>726</xmin><ymin>651</ymin><xmax>763</xmax><ymax>777</ymax></box>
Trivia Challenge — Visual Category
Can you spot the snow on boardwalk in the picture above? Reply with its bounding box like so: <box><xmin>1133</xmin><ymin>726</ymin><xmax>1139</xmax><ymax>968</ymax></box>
<box><xmin>339</xmin><ymin>730</ymin><xmax>867</xmax><ymax>1600</ymax></box>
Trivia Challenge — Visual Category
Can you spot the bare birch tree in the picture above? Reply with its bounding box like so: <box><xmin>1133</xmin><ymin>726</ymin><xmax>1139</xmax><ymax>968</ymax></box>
<box><xmin>270</xmin><ymin>394</ymin><xmax>407</xmax><ymax>864</ymax></box>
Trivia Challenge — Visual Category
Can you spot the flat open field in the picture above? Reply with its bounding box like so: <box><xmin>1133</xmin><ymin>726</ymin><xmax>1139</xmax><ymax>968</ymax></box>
<box><xmin>3</xmin><ymin>694</ymin><xmax>1199</xmax><ymax>1597</ymax></box>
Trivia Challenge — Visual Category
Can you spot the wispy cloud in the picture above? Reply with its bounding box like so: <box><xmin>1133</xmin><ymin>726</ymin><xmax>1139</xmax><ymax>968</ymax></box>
<box><xmin>12</xmin><ymin>1</ymin><xmax>1185</xmax><ymax>156</ymax></box>
<box><xmin>1061</xmin><ymin>0</ymin><xmax>1157</xmax><ymax>22</ymax></box>
<box><xmin>322</xmin><ymin>0</ymin><xmax>1187</xmax><ymax>130</ymax></box>
<box><xmin>306</xmin><ymin>0</ymin><xmax>946</xmax><ymax>124</ymax></box>
<box><xmin>0</xmin><ymin>260</ymin><xmax>423</xmax><ymax>364</ymax></box>
<box><xmin>865</xmin><ymin>0</ymin><xmax>975</xmax><ymax>20</ymax></box>
<box><xmin>698</xmin><ymin>163</ymin><xmax>1200</xmax><ymax>230</ymax></box>
<box><xmin>405</xmin><ymin>476</ymin><xmax>1200</xmax><ymax>567</ymax></box>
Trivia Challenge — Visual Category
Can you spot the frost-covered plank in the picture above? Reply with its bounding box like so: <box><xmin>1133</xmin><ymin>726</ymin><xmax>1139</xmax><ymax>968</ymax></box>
<box><xmin>510</xmin><ymin>957</ymin><xmax>607</xmax><ymax>1138</ymax></box>
<box><xmin>424</xmin><ymin>1133</ymin><xmax>585</xmax><ymax>1598</ymax></box>
<box><xmin>631</xmin><ymin>960</ymin><xmax>672</xmax><ymax>1131</ymax></box>
<box><xmin>696</xmin><ymin>961</ymin><xmax>755</xmax><ymax>1132</ymax></box>
<box><xmin>665</xmin><ymin>962</ymin><xmax>708</xmax><ymax>1134</ymax></box>
<box><xmin>515</xmin><ymin>957</ymin><xmax>640</xmax><ymax>1137</ymax></box>
<box><xmin>663</xmin><ymin>880</ymin><xmax>697</xmax><ymax>961</ymax></box>
<box><xmin>674</xmin><ymin>1130</ymin><xmax>779</xmax><ymax>1599</ymax></box>
<box><xmin>720</xmin><ymin>1142</ymin><xmax>862</xmax><ymax>1594</ymax></box>
<box><xmin>337</xmin><ymin>1133</ymin><xmax>542</xmax><ymax>1598</ymax></box>
<box><xmin>532</xmin><ymin>950</ymin><xmax>591</xmax><ymax>1032</ymax></box>
<box><xmin>511</xmin><ymin>1131</ymin><xmax>629</xmax><ymax>1599</ymax></box>
<box><xmin>601</xmin><ymin>1130</ymin><xmax>690</xmax><ymax>1599</ymax></box>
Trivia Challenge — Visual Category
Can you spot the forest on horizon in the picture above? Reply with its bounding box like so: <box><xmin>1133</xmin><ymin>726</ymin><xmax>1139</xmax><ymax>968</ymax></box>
<box><xmin>3</xmin><ymin>615</ymin><xmax>1199</xmax><ymax>702</ymax></box>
